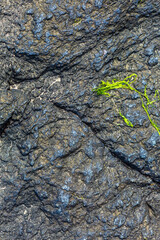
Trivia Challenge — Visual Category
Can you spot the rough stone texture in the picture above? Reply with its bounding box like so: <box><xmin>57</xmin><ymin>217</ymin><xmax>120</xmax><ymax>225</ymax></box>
<box><xmin>0</xmin><ymin>0</ymin><xmax>160</xmax><ymax>239</ymax></box>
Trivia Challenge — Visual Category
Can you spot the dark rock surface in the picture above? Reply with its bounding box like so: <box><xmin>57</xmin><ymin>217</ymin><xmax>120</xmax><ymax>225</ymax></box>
<box><xmin>0</xmin><ymin>0</ymin><xmax>160</xmax><ymax>239</ymax></box>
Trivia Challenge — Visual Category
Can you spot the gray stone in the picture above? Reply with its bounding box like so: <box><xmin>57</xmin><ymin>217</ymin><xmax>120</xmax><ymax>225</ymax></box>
<box><xmin>148</xmin><ymin>57</ymin><xmax>158</xmax><ymax>66</ymax></box>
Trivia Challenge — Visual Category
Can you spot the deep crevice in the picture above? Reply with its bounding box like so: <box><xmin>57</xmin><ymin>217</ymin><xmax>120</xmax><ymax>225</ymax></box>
<box><xmin>0</xmin><ymin>115</ymin><xmax>13</xmax><ymax>137</ymax></box>
<box><xmin>53</xmin><ymin>102</ymin><xmax>160</xmax><ymax>185</ymax></box>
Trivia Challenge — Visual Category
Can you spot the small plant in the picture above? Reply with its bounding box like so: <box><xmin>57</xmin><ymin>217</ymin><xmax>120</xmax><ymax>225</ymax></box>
<box><xmin>119</xmin><ymin>110</ymin><xmax>134</xmax><ymax>127</ymax></box>
<box><xmin>73</xmin><ymin>18</ymin><xmax>82</xmax><ymax>26</ymax></box>
<box><xmin>92</xmin><ymin>74</ymin><xmax>160</xmax><ymax>135</ymax></box>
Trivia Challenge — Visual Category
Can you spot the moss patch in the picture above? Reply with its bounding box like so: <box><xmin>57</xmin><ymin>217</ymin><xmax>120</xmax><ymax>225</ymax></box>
<box><xmin>92</xmin><ymin>74</ymin><xmax>160</xmax><ymax>135</ymax></box>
